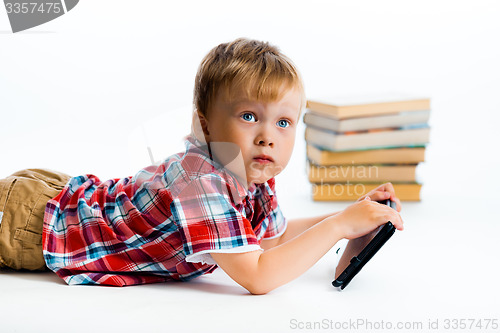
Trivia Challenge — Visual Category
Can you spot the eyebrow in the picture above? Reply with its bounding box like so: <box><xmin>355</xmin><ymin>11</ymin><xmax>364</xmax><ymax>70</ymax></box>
<box><xmin>229</xmin><ymin>97</ymin><xmax>300</xmax><ymax>119</ymax></box>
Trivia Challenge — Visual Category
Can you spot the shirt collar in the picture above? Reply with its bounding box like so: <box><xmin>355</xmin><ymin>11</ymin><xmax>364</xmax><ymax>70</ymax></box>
<box><xmin>184</xmin><ymin>135</ymin><xmax>275</xmax><ymax>205</ymax></box>
<box><xmin>248</xmin><ymin>179</ymin><xmax>276</xmax><ymax>200</ymax></box>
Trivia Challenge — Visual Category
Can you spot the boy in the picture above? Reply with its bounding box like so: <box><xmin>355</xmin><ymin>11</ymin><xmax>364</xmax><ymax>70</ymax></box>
<box><xmin>0</xmin><ymin>38</ymin><xmax>403</xmax><ymax>294</ymax></box>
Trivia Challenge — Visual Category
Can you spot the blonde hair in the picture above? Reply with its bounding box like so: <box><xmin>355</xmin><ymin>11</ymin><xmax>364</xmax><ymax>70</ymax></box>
<box><xmin>193</xmin><ymin>38</ymin><xmax>305</xmax><ymax>121</ymax></box>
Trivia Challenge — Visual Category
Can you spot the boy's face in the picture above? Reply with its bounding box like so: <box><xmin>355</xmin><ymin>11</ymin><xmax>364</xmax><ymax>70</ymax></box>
<box><xmin>199</xmin><ymin>84</ymin><xmax>302</xmax><ymax>188</ymax></box>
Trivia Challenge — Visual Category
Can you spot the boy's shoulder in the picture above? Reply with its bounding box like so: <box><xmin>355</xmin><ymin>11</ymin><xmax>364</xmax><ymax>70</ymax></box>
<box><xmin>159</xmin><ymin>136</ymin><xmax>249</xmax><ymax>204</ymax></box>
<box><xmin>161</xmin><ymin>135</ymin><xmax>278</xmax><ymax>205</ymax></box>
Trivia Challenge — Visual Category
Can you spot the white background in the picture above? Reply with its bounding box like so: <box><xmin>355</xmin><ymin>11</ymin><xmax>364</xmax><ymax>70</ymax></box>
<box><xmin>1</xmin><ymin>1</ymin><xmax>499</xmax><ymax>332</ymax></box>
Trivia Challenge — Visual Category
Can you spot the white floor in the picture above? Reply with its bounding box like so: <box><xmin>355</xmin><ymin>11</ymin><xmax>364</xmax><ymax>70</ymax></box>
<box><xmin>1</xmin><ymin>199</ymin><xmax>499</xmax><ymax>333</ymax></box>
<box><xmin>1</xmin><ymin>127</ymin><xmax>499</xmax><ymax>332</ymax></box>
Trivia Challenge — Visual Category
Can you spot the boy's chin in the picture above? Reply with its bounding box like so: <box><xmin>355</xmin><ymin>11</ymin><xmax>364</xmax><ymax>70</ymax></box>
<box><xmin>248</xmin><ymin>176</ymin><xmax>273</xmax><ymax>186</ymax></box>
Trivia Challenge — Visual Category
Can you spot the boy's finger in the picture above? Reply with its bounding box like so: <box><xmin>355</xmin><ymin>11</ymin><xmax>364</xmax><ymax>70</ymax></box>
<box><xmin>383</xmin><ymin>182</ymin><xmax>396</xmax><ymax>196</ymax></box>
<box><xmin>392</xmin><ymin>211</ymin><xmax>404</xmax><ymax>231</ymax></box>
<box><xmin>394</xmin><ymin>197</ymin><xmax>402</xmax><ymax>212</ymax></box>
<box><xmin>389</xmin><ymin>194</ymin><xmax>402</xmax><ymax>212</ymax></box>
<box><xmin>370</xmin><ymin>190</ymin><xmax>391</xmax><ymax>202</ymax></box>
<box><xmin>381</xmin><ymin>205</ymin><xmax>402</xmax><ymax>229</ymax></box>
<box><xmin>379</xmin><ymin>206</ymin><xmax>403</xmax><ymax>231</ymax></box>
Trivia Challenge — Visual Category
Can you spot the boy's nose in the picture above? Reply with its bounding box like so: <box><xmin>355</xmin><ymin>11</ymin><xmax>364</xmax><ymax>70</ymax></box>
<box><xmin>257</xmin><ymin>139</ymin><xmax>273</xmax><ymax>147</ymax></box>
<box><xmin>255</xmin><ymin>137</ymin><xmax>274</xmax><ymax>147</ymax></box>
<box><xmin>255</xmin><ymin>123</ymin><xmax>275</xmax><ymax>147</ymax></box>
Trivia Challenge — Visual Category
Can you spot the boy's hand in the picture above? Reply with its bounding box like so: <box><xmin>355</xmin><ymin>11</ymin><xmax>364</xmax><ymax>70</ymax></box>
<box><xmin>357</xmin><ymin>182</ymin><xmax>402</xmax><ymax>212</ymax></box>
<box><xmin>334</xmin><ymin>196</ymin><xmax>404</xmax><ymax>240</ymax></box>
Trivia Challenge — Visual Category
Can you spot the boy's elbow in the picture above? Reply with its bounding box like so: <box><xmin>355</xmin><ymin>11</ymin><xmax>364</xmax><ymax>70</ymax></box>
<box><xmin>243</xmin><ymin>276</ymin><xmax>276</xmax><ymax>295</ymax></box>
<box><xmin>211</xmin><ymin>250</ymin><xmax>276</xmax><ymax>295</ymax></box>
<box><xmin>245</xmin><ymin>282</ymin><xmax>272</xmax><ymax>295</ymax></box>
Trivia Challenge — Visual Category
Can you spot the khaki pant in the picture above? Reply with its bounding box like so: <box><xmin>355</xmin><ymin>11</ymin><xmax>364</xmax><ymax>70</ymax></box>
<box><xmin>0</xmin><ymin>168</ymin><xmax>71</xmax><ymax>271</ymax></box>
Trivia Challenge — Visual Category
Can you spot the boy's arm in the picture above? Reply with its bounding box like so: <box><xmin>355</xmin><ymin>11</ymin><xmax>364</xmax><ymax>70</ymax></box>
<box><xmin>259</xmin><ymin>212</ymin><xmax>340</xmax><ymax>250</ymax></box>
<box><xmin>211</xmin><ymin>197</ymin><xmax>404</xmax><ymax>295</ymax></box>
<box><xmin>211</xmin><ymin>214</ymin><xmax>344</xmax><ymax>295</ymax></box>
<box><xmin>261</xmin><ymin>182</ymin><xmax>401</xmax><ymax>251</ymax></box>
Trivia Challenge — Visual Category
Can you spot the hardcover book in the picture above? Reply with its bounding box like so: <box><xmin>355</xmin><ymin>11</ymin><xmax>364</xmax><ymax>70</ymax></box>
<box><xmin>305</xmin><ymin>124</ymin><xmax>431</xmax><ymax>151</ymax></box>
<box><xmin>306</xmin><ymin>145</ymin><xmax>426</xmax><ymax>165</ymax></box>
<box><xmin>306</xmin><ymin>93</ymin><xmax>430</xmax><ymax>119</ymax></box>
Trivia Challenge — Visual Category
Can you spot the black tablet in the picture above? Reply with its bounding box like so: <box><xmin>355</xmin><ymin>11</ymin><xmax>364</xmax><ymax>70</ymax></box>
<box><xmin>332</xmin><ymin>199</ymin><xmax>397</xmax><ymax>290</ymax></box>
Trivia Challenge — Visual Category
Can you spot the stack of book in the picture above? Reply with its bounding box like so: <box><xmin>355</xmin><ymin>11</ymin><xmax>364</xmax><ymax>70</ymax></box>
<box><xmin>304</xmin><ymin>94</ymin><xmax>431</xmax><ymax>201</ymax></box>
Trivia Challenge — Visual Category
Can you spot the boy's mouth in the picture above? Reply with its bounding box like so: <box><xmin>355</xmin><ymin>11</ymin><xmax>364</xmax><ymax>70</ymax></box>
<box><xmin>253</xmin><ymin>154</ymin><xmax>274</xmax><ymax>164</ymax></box>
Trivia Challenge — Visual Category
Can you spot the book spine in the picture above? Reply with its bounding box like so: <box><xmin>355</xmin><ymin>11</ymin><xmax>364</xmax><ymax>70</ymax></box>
<box><xmin>311</xmin><ymin>182</ymin><xmax>422</xmax><ymax>201</ymax></box>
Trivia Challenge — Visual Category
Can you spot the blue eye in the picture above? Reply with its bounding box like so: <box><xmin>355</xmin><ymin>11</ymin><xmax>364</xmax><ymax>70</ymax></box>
<box><xmin>277</xmin><ymin>119</ymin><xmax>290</xmax><ymax>128</ymax></box>
<box><xmin>241</xmin><ymin>113</ymin><xmax>256</xmax><ymax>122</ymax></box>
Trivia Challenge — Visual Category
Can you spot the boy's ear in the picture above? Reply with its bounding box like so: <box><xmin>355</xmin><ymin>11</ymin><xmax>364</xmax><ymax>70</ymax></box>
<box><xmin>191</xmin><ymin>109</ymin><xmax>210</xmax><ymax>143</ymax></box>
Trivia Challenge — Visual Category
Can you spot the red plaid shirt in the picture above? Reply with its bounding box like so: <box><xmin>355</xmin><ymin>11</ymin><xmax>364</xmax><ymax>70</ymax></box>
<box><xmin>43</xmin><ymin>136</ymin><xmax>287</xmax><ymax>286</ymax></box>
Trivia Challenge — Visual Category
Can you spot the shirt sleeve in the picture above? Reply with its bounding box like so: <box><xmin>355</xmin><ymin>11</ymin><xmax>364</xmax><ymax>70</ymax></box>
<box><xmin>170</xmin><ymin>174</ymin><xmax>262</xmax><ymax>265</ymax></box>
<box><xmin>260</xmin><ymin>198</ymin><xmax>287</xmax><ymax>240</ymax></box>
<box><xmin>253</xmin><ymin>178</ymin><xmax>287</xmax><ymax>240</ymax></box>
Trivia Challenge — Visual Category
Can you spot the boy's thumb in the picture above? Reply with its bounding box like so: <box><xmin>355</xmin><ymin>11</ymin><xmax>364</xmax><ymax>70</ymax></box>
<box><xmin>364</xmin><ymin>196</ymin><xmax>371</xmax><ymax>201</ymax></box>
